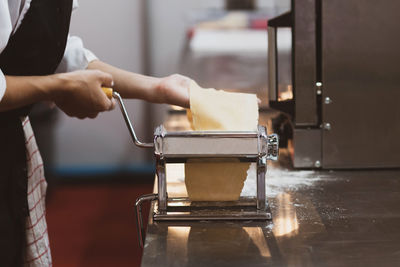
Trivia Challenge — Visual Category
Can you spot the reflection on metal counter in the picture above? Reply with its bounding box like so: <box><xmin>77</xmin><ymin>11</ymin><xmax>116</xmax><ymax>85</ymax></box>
<box><xmin>268</xmin><ymin>0</ymin><xmax>400</xmax><ymax>169</ymax></box>
<box><xmin>272</xmin><ymin>193</ymin><xmax>299</xmax><ymax>237</ymax></box>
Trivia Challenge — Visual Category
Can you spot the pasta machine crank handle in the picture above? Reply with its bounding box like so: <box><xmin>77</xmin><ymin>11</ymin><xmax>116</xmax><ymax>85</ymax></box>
<box><xmin>102</xmin><ymin>87</ymin><xmax>154</xmax><ymax>148</ymax></box>
<box><xmin>102</xmin><ymin>88</ymin><xmax>156</xmax><ymax>247</ymax></box>
<box><xmin>113</xmin><ymin>91</ymin><xmax>154</xmax><ymax>148</ymax></box>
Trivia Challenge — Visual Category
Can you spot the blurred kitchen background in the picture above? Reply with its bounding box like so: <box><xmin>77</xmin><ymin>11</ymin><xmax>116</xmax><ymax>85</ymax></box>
<box><xmin>31</xmin><ymin>1</ymin><xmax>290</xmax><ymax>266</ymax></box>
<box><xmin>32</xmin><ymin>0</ymin><xmax>290</xmax><ymax>180</ymax></box>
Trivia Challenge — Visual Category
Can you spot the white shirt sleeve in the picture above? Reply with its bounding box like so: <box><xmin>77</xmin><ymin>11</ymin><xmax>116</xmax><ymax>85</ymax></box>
<box><xmin>0</xmin><ymin>0</ymin><xmax>13</xmax><ymax>102</ymax></box>
<box><xmin>55</xmin><ymin>35</ymin><xmax>98</xmax><ymax>73</ymax></box>
<box><xmin>0</xmin><ymin>0</ymin><xmax>96</xmax><ymax>101</ymax></box>
<box><xmin>0</xmin><ymin>69</ymin><xmax>6</xmax><ymax>101</ymax></box>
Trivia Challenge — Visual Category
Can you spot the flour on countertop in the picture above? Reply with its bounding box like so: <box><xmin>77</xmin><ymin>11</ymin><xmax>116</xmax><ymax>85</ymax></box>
<box><xmin>241</xmin><ymin>164</ymin><xmax>325</xmax><ymax>197</ymax></box>
<box><xmin>168</xmin><ymin>163</ymin><xmax>328</xmax><ymax>198</ymax></box>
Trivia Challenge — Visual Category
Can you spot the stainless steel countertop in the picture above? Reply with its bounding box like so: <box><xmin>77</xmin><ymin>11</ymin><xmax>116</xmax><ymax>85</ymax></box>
<box><xmin>141</xmin><ymin>113</ymin><xmax>400</xmax><ymax>267</ymax></box>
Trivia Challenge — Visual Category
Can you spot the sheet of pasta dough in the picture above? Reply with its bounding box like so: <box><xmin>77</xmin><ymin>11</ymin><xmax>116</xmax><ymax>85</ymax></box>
<box><xmin>185</xmin><ymin>81</ymin><xmax>258</xmax><ymax>201</ymax></box>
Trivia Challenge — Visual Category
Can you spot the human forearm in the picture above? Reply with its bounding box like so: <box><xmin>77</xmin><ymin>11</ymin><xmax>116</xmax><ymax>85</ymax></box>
<box><xmin>0</xmin><ymin>59</ymin><xmax>191</xmax><ymax>114</ymax></box>
<box><xmin>88</xmin><ymin>60</ymin><xmax>190</xmax><ymax>108</ymax></box>
<box><xmin>87</xmin><ymin>60</ymin><xmax>159</xmax><ymax>102</ymax></box>
<box><xmin>0</xmin><ymin>75</ymin><xmax>59</xmax><ymax>112</ymax></box>
<box><xmin>0</xmin><ymin>70</ymin><xmax>114</xmax><ymax>118</ymax></box>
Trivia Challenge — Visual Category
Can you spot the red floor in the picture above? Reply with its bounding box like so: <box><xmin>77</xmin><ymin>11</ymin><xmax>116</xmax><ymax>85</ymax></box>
<box><xmin>46</xmin><ymin>181</ymin><xmax>152</xmax><ymax>267</ymax></box>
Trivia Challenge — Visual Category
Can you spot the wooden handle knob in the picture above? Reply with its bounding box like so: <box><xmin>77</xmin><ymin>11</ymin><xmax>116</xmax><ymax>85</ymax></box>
<box><xmin>102</xmin><ymin>87</ymin><xmax>113</xmax><ymax>99</ymax></box>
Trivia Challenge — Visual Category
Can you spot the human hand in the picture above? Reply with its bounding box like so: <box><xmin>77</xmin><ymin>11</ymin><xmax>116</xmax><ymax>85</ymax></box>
<box><xmin>156</xmin><ymin>74</ymin><xmax>191</xmax><ymax>108</ymax></box>
<box><xmin>53</xmin><ymin>70</ymin><xmax>115</xmax><ymax>119</ymax></box>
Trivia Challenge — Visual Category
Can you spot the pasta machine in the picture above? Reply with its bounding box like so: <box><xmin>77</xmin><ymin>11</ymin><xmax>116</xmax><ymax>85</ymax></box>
<box><xmin>111</xmin><ymin>90</ymin><xmax>279</xmax><ymax>247</ymax></box>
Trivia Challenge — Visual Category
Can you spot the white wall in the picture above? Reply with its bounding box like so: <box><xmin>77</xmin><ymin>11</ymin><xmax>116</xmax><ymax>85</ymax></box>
<box><xmin>147</xmin><ymin>0</ymin><xmax>224</xmax><ymax>77</ymax></box>
<box><xmin>54</xmin><ymin>0</ymin><xmax>152</xmax><ymax>171</ymax></box>
<box><xmin>147</xmin><ymin>0</ymin><xmax>290</xmax><ymax>77</ymax></box>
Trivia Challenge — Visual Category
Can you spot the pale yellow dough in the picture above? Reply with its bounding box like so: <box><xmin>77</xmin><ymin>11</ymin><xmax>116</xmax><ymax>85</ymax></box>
<box><xmin>185</xmin><ymin>81</ymin><xmax>259</xmax><ymax>201</ymax></box>
<box><xmin>187</xmin><ymin>81</ymin><xmax>258</xmax><ymax>131</ymax></box>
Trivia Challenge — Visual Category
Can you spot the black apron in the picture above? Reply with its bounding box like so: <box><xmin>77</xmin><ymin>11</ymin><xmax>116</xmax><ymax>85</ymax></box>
<box><xmin>0</xmin><ymin>0</ymin><xmax>72</xmax><ymax>265</ymax></box>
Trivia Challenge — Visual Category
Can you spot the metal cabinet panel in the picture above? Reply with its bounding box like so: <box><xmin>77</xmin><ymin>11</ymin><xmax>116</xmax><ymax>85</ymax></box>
<box><xmin>293</xmin><ymin>0</ymin><xmax>318</xmax><ymax>126</ymax></box>
<box><xmin>322</xmin><ymin>0</ymin><xmax>400</xmax><ymax>168</ymax></box>
<box><xmin>293</xmin><ymin>129</ymin><xmax>322</xmax><ymax>168</ymax></box>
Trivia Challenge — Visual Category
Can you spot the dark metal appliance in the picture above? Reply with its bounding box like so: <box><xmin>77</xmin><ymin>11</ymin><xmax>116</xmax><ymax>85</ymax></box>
<box><xmin>268</xmin><ymin>0</ymin><xmax>400</xmax><ymax>169</ymax></box>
